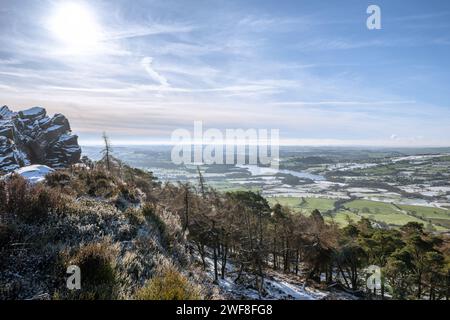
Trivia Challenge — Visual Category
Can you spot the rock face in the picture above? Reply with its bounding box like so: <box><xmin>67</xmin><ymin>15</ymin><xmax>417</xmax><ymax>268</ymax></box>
<box><xmin>0</xmin><ymin>105</ymin><xmax>81</xmax><ymax>172</ymax></box>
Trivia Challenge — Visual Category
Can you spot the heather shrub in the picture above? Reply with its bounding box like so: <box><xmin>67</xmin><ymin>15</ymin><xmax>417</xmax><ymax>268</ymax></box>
<box><xmin>133</xmin><ymin>176</ymin><xmax>153</xmax><ymax>195</ymax></box>
<box><xmin>46</xmin><ymin>167</ymin><xmax>120</xmax><ymax>198</ymax></box>
<box><xmin>44</xmin><ymin>163</ymin><xmax>150</xmax><ymax>206</ymax></box>
<box><xmin>22</xmin><ymin>184</ymin><xmax>62</xmax><ymax>222</ymax></box>
<box><xmin>141</xmin><ymin>204</ymin><xmax>186</xmax><ymax>258</ymax></box>
<box><xmin>124</xmin><ymin>208</ymin><xmax>144</xmax><ymax>226</ymax></box>
<box><xmin>45</xmin><ymin>170</ymin><xmax>72</xmax><ymax>188</ymax></box>
<box><xmin>62</xmin><ymin>240</ymin><xmax>119</xmax><ymax>299</ymax></box>
<box><xmin>135</xmin><ymin>264</ymin><xmax>201</xmax><ymax>300</ymax></box>
<box><xmin>4</xmin><ymin>174</ymin><xmax>28</xmax><ymax>215</ymax></box>
<box><xmin>118</xmin><ymin>182</ymin><xmax>140</xmax><ymax>202</ymax></box>
<box><xmin>84</xmin><ymin>170</ymin><xmax>118</xmax><ymax>198</ymax></box>
<box><xmin>113</xmin><ymin>182</ymin><xmax>141</xmax><ymax>210</ymax></box>
<box><xmin>0</xmin><ymin>222</ymin><xmax>16</xmax><ymax>250</ymax></box>
<box><xmin>142</xmin><ymin>203</ymin><xmax>166</xmax><ymax>235</ymax></box>
<box><xmin>0</xmin><ymin>180</ymin><xmax>6</xmax><ymax>213</ymax></box>
<box><xmin>157</xmin><ymin>209</ymin><xmax>183</xmax><ymax>243</ymax></box>
<box><xmin>45</xmin><ymin>170</ymin><xmax>78</xmax><ymax>196</ymax></box>
<box><xmin>123</xmin><ymin>167</ymin><xmax>158</xmax><ymax>195</ymax></box>
<box><xmin>93</xmin><ymin>178</ymin><xmax>113</xmax><ymax>196</ymax></box>
<box><xmin>2</xmin><ymin>174</ymin><xmax>65</xmax><ymax>223</ymax></box>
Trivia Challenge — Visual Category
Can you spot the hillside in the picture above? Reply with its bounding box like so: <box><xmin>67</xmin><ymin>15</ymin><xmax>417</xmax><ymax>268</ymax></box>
<box><xmin>1</xmin><ymin>155</ymin><xmax>449</xmax><ymax>300</ymax></box>
<box><xmin>0</xmin><ymin>157</ymin><xmax>342</xmax><ymax>300</ymax></box>
<box><xmin>0</xmin><ymin>159</ymin><xmax>213</xmax><ymax>299</ymax></box>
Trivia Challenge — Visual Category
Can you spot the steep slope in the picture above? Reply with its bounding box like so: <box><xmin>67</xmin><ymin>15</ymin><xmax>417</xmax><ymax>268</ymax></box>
<box><xmin>0</xmin><ymin>164</ymin><xmax>217</xmax><ymax>300</ymax></box>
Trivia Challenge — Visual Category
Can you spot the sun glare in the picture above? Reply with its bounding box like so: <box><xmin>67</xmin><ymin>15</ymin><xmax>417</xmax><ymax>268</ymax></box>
<box><xmin>48</xmin><ymin>2</ymin><xmax>102</xmax><ymax>53</ymax></box>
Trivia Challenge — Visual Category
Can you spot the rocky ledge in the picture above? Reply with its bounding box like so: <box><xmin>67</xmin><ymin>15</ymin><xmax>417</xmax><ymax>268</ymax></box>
<box><xmin>0</xmin><ymin>105</ymin><xmax>81</xmax><ymax>172</ymax></box>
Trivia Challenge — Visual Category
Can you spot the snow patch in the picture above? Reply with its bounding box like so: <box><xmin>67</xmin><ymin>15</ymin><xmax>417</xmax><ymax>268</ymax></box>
<box><xmin>20</xmin><ymin>107</ymin><xmax>45</xmax><ymax>117</ymax></box>
<box><xmin>13</xmin><ymin>165</ymin><xmax>55</xmax><ymax>183</ymax></box>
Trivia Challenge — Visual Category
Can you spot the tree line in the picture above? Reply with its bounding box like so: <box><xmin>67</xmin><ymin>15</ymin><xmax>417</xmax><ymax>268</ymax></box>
<box><xmin>153</xmin><ymin>172</ymin><xmax>449</xmax><ymax>300</ymax></box>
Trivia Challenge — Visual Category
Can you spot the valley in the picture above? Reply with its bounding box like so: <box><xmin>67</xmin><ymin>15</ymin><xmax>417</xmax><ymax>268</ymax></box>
<box><xmin>82</xmin><ymin>146</ymin><xmax>450</xmax><ymax>232</ymax></box>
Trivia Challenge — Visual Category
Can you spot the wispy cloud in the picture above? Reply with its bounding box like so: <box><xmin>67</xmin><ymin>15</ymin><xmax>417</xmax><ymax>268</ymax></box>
<box><xmin>271</xmin><ymin>100</ymin><xmax>417</xmax><ymax>107</ymax></box>
<box><xmin>105</xmin><ymin>23</ymin><xmax>194</xmax><ymax>40</ymax></box>
<box><xmin>141</xmin><ymin>57</ymin><xmax>169</xmax><ymax>86</ymax></box>
<box><xmin>0</xmin><ymin>58</ymin><xmax>21</xmax><ymax>65</ymax></box>
<box><xmin>292</xmin><ymin>37</ymin><xmax>445</xmax><ymax>51</ymax></box>
<box><xmin>392</xmin><ymin>11</ymin><xmax>450</xmax><ymax>22</ymax></box>
<box><xmin>1</xmin><ymin>0</ymin><xmax>450</xmax><ymax>146</ymax></box>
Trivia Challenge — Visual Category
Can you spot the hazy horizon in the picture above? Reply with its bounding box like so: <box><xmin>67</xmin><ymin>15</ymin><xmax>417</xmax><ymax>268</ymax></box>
<box><xmin>80</xmin><ymin>142</ymin><xmax>450</xmax><ymax>149</ymax></box>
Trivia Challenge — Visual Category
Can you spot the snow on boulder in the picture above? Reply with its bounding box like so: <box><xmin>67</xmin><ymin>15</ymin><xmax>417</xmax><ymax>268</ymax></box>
<box><xmin>14</xmin><ymin>165</ymin><xmax>55</xmax><ymax>184</ymax></box>
<box><xmin>0</xmin><ymin>105</ymin><xmax>81</xmax><ymax>172</ymax></box>
<box><xmin>18</xmin><ymin>106</ymin><xmax>46</xmax><ymax>120</ymax></box>
<box><xmin>0</xmin><ymin>105</ymin><xmax>16</xmax><ymax>119</ymax></box>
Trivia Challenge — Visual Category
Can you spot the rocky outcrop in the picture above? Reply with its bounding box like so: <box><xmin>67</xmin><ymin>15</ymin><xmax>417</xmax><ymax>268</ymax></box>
<box><xmin>0</xmin><ymin>105</ymin><xmax>81</xmax><ymax>172</ymax></box>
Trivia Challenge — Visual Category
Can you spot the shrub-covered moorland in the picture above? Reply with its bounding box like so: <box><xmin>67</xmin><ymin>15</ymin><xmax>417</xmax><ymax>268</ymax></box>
<box><xmin>0</xmin><ymin>157</ymin><xmax>449</xmax><ymax>300</ymax></box>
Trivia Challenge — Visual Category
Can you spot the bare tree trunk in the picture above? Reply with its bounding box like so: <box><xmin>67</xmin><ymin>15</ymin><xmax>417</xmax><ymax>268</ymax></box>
<box><xmin>284</xmin><ymin>238</ymin><xmax>290</xmax><ymax>273</ymax></box>
<box><xmin>197</xmin><ymin>166</ymin><xmax>206</xmax><ymax>198</ymax></box>
<box><xmin>197</xmin><ymin>243</ymin><xmax>206</xmax><ymax>270</ymax></box>
<box><xmin>235</xmin><ymin>263</ymin><xmax>244</xmax><ymax>283</ymax></box>
<box><xmin>337</xmin><ymin>263</ymin><xmax>350</xmax><ymax>288</ymax></box>
<box><xmin>102</xmin><ymin>132</ymin><xmax>113</xmax><ymax>171</ymax></box>
<box><xmin>327</xmin><ymin>264</ymin><xmax>333</xmax><ymax>283</ymax></box>
<box><xmin>221</xmin><ymin>245</ymin><xmax>228</xmax><ymax>280</ymax></box>
<box><xmin>183</xmin><ymin>187</ymin><xmax>189</xmax><ymax>234</ymax></box>
<box><xmin>213</xmin><ymin>244</ymin><xmax>219</xmax><ymax>284</ymax></box>
<box><xmin>447</xmin><ymin>273</ymin><xmax>450</xmax><ymax>300</ymax></box>
<box><xmin>257</xmin><ymin>262</ymin><xmax>264</xmax><ymax>298</ymax></box>
<box><xmin>351</xmin><ymin>265</ymin><xmax>358</xmax><ymax>290</ymax></box>
<box><xmin>417</xmin><ymin>272</ymin><xmax>422</xmax><ymax>299</ymax></box>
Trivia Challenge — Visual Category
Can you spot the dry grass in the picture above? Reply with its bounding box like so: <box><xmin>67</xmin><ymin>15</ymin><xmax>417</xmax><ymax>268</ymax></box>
<box><xmin>135</xmin><ymin>263</ymin><xmax>202</xmax><ymax>300</ymax></box>
<box><xmin>0</xmin><ymin>160</ymin><xmax>206</xmax><ymax>300</ymax></box>
<box><xmin>58</xmin><ymin>240</ymin><xmax>119</xmax><ymax>300</ymax></box>
<box><xmin>0</xmin><ymin>174</ymin><xmax>67</xmax><ymax>223</ymax></box>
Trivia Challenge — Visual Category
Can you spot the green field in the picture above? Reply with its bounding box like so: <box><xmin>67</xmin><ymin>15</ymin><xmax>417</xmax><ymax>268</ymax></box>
<box><xmin>268</xmin><ymin>196</ymin><xmax>449</xmax><ymax>231</ymax></box>
<box><xmin>343</xmin><ymin>199</ymin><xmax>398</xmax><ymax>214</ymax></box>
<box><xmin>344</xmin><ymin>199</ymin><xmax>448</xmax><ymax>230</ymax></box>
<box><xmin>299</xmin><ymin>197</ymin><xmax>336</xmax><ymax>212</ymax></box>
<box><xmin>267</xmin><ymin>196</ymin><xmax>335</xmax><ymax>215</ymax></box>
<box><xmin>397</xmin><ymin>204</ymin><xmax>450</xmax><ymax>220</ymax></box>
<box><xmin>267</xmin><ymin>196</ymin><xmax>304</xmax><ymax>210</ymax></box>
<box><xmin>209</xmin><ymin>181</ymin><xmax>262</xmax><ymax>193</ymax></box>
<box><xmin>397</xmin><ymin>204</ymin><xmax>450</xmax><ymax>230</ymax></box>
<box><xmin>326</xmin><ymin>210</ymin><xmax>362</xmax><ymax>227</ymax></box>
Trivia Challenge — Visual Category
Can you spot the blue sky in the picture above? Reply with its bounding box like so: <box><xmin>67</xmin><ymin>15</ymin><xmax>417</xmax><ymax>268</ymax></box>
<box><xmin>1</xmin><ymin>0</ymin><xmax>450</xmax><ymax>146</ymax></box>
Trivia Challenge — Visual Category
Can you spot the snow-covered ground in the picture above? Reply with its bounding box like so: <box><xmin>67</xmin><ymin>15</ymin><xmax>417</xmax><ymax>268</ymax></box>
<box><xmin>11</xmin><ymin>165</ymin><xmax>54</xmax><ymax>183</ymax></box>
<box><xmin>392</xmin><ymin>154</ymin><xmax>448</xmax><ymax>163</ymax></box>
<box><xmin>199</xmin><ymin>252</ymin><xmax>330</xmax><ymax>300</ymax></box>
<box><xmin>328</xmin><ymin>163</ymin><xmax>379</xmax><ymax>171</ymax></box>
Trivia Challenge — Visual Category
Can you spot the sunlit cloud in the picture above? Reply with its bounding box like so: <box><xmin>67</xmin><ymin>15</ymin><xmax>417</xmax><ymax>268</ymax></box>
<box><xmin>0</xmin><ymin>0</ymin><xmax>450</xmax><ymax>147</ymax></box>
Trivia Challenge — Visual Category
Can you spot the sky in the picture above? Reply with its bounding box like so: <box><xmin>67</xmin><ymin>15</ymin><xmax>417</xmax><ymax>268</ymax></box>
<box><xmin>1</xmin><ymin>0</ymin><xmax>450</xmax><ymax>146</ymax></box>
